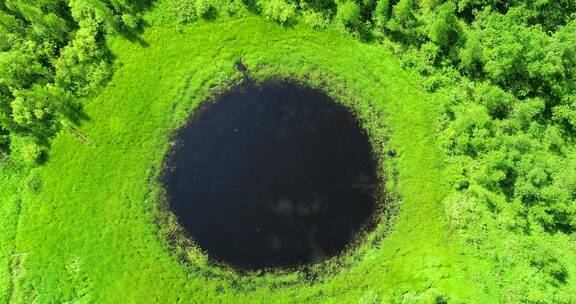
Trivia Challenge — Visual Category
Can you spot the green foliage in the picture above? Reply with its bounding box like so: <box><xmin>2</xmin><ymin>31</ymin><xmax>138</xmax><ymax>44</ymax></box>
<box><xmin>0</xmin><ymin>0</ymin><xmax>147</xmax><ymax>161</ymax></box>
<box><xmin>373</xmin><ymin>0</ymin><xmax>389</xmax><ymax>30</ymax></box>
<box><xmin>259</xmin><ymin>0</ymin><xmax>297</xmax><ymax>25</ymax></box>
<box><xmin>169</xmin><ymin>0</ymin><xmax>250</xmax><ymax>22</ymax></box>
<box><xmin>300</xmin><ymin>0</ymin><xmax>337</xmax><ymax>12</ymax></box>
<box><xmin>387</xmin><ymin>0</ymin><xmax>418</xmax><ymax>34</ymax></box>
<box><xmin>476</xmin><ymin>82</ymin><xmax>514</xmax><ymax>119</ymax></box>
<box><xmin>458</xmin><ymin>30</ymin><xmax>483</xmax><ymax>73</ymax></box>
<box><xmin>335</xmin><ymin>0</ymin><xmax>362</xmax><ymax>32</ymax></box>
<box><xmin>11</xmin><ymin>85</ymin><xmax>76</xmax><ymax>138</ymax></box>
<box><xmin>301</xmin><ymin>8</ymin><xmax>330</xmax><ymax>28</ymax></box>
<box><xmin>26</xmin><ymin>171</ymin><xmax>42</xmax><ymax>193</ymax></box>
<box><xmin>9</xmin><ymin>135</ymin><xmax>45</xmax><ymax>165</ymax></box>
<box><xmin>195</xmin><ymin>0</ymin><xmax>219</xmax><ymax>19</ymax></box>
<box><xmin>0</xmin><ymin>128</ymin><xmax>9</xmax><ymax>153</ymax></box>
<box><xmin>54</xmin><ymin>23</ymin><xmax>112</xmax><ymax>97</ymax></box>
<box><xmin>170</xmin><ymin>0</ymin><xmax>198</xmax><ymax>22</ymax></box>
<box><xmin>506</xmin><ymin>0</ymin><xmax>576</xmax><ymax>32</ymax></box>
<box><xmin>428</xmin><ymin>1</ymin><xmax>462</xmax><ymax>50</ymax></box>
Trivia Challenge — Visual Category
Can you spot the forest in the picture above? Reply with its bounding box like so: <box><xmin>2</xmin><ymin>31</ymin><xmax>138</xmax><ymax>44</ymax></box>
<box><xmin>1</xmin><ymin>0</ymin><xmax>575</xmax><ymax>303</ymax></box>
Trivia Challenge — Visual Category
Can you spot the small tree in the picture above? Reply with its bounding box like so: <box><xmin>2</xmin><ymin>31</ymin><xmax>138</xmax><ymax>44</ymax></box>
<box><xmin>335</xmin><ymin>0</ymin><xmax>361</xmax><ymax>32</ymax></box>
<box><xmin>259</xmin><ymin>0</ymin><xmax>297</xmax><ymax>25</ymax></box>
<box><xmin>373</xmin><ymin>0</ymin><xmax>389</xmax><ymax>31</ymax></box>
<box><xmin>428</xmin><ymin>1</ymin><xmax>462</xmax><ymax>50</ymax></box>
<box><xmin>387</xmin><ymin>0</ymin><xmax>417</xmax><ymax>33</ymax></box>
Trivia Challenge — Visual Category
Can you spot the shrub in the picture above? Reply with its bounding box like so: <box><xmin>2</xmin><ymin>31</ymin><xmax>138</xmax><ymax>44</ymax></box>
<box><xmin>0</xmin><ymin>127</ymin><xmax>9</xmax><ymax>153</ymax></box>
<box><xmin>195</xmin><ymin>0</ymin><xmax>219</xmax><ymax>19</ymax></box>
<box><xmin>10</xmin><ymin>136</ymin><xmax>45</xmax><ymax>166</ymax></box>
<box><xmin>26</xmin><ymin>172</ymin><xmax>42</xmax><ymax>193</ymax></box>
<box><xmin>259</xmin><ymin>0</ymin><xmax>297</xmax><ymax>25</ymax></box>
<box><xmin>373</xmin><ymin>0</ymin><xmax>389</xmax><ymax>30</ymax></box>
<box><xmin>428</xmin><ymin>1</ymin><xmax>462</xmax><ymax>50</ymax></box>
<box><xmin>121</xmin><ymin>13</ymin><xmax>139</xmax><ymax>29</ymax></box>
<box><xmin>170</xmin><ymin>0</ymin><xmax>197</xmax><ymax>23</ymax></box>
<box><xmin>387</xmin><ymin>0</ymin><xmax>417</xmax><ymax>33</ymax></box>
<box><xmin>302</xmin><ymin>9</ymin><xmax>330</xmax><ymax>28</ymax></box>
<box><xmin>335</xmin><ymin>0</ymin><xmax>362</xmax><ymax>32</ymax></box>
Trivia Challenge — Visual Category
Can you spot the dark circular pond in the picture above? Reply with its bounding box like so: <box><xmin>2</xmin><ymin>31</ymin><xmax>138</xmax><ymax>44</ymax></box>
<box><xmin>163</xmin><ymin>82</ymin><xmax>379</xmax><ymax>270</ymax></box>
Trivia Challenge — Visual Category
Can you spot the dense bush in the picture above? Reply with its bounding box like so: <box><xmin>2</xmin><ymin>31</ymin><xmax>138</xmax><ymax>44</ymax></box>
<box><xmin>259</xmin><ymin>0</ymin><xmax>297</xmax><ymax>24</ymax></box>
<box><xmin>372</xmin><ymin>0</ymin><xmax>389</xmax><ymax>31</ymax></box>
<box><xmin>169</xmin><ymin>0</ymin><xmax>250</xmax><ymax>22</ymax></box>
<box><xmin>335</xmin><ymin>1</ymin><xmax>361</xmax><ymax>32</ymax></box>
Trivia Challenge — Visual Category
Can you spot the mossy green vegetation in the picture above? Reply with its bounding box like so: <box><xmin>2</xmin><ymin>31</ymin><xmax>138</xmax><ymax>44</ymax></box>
<box><xmin>1</xmin><ymin>0</ymin><xmax>575</xmax><ymax>303</ymax></box>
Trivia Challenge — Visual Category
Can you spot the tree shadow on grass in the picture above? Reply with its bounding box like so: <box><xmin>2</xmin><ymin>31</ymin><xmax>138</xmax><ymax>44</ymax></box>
<box><xmin>111</xmin><ymin>0</ymin><xmax>157</xmax><ymax>48</ymax></box>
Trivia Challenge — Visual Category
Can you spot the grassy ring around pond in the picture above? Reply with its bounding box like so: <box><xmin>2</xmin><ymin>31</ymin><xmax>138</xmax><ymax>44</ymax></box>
<box><xmin>2</xmin><ymin>17</ymin><xmax>489</xmax><ymax>303</ymax></box>
<box><xmin>160</xmin><ymin>78</ymin><xmax>387</xmax><ymax>272</ymax></box>
<box><xmin>162</xmin><ymin>76</ymin><xmax>392</xmax><ymax>274</ymax></box>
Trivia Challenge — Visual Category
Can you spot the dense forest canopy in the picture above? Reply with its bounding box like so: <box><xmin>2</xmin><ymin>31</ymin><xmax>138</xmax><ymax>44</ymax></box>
<box><xmin>1</xmin><ymin>0</ymin><xmax>575</xmax><ymax>302</ymax></box>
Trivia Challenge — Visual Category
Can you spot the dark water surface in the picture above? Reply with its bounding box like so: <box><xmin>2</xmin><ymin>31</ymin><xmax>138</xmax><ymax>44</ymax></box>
<box><xmin>164</xmin><ymin>82</ymin><xmax>379</xmax><ymax>269</ymax></box>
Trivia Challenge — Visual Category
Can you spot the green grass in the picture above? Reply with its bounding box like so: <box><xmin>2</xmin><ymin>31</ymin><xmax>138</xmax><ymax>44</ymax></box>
<box><xmin>1</xmin><ymin>17</ymin><xmax>496</xmax><ymax>303</ymax></box>
<box><xmin>0</xmin><ymin>163</ymin><xmax>23</xmax><ymax>303</ymax></box>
